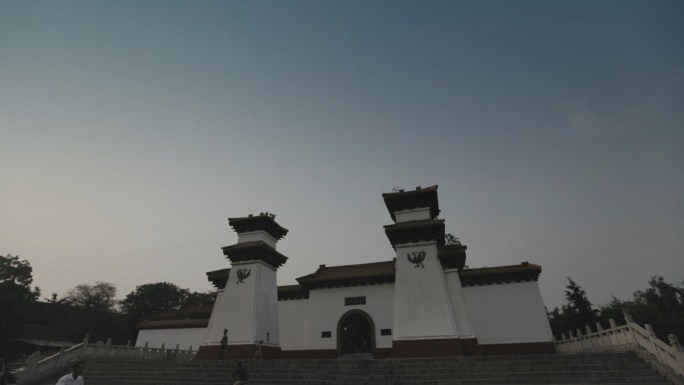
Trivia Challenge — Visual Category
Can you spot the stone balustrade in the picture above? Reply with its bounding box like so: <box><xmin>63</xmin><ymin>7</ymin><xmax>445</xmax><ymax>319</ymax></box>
<box><xmin>554</xmin><ymin>308</ymin><xmax>684</xmax><ymax>383</ymax></box>
<box><xmin>17</xmin><ymin>334</ymin><xmax>195</xmax><ymax>385</ymax></box>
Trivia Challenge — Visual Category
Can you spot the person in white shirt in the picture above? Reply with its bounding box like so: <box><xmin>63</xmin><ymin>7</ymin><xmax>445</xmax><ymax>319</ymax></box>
<box><xmin>55</xmin><ymin>360</ymin><xmax>85</xmax><ymax>385</ymax></box>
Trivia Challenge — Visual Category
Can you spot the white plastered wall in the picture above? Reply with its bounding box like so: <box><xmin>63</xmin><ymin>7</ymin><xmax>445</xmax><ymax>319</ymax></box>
<box><xmin>136</xmin><ymin>328</ymin><xmax>205</xmax><ymax>349</ymax></box>
<box><xmin>463</xmin><ymin>281</ymin><xmax>554</xmax><ymax>344</ymax></box>
<box><xmin>443</xmin><ymin>270</ymin><xmax>475</xmax><ymax>338</ymax></box>
<box><xmin>278</xmin><ymin>298</ymin><xmax>310</xmax><ymax>351</ymax></box>
<box><xmin>204</xmin><ymin>288</ymin><xmax>227</xmax><ymax>345</ymax></box>
<box><xmin>202</xmin><ymin>260</ymin><xmax>279</xmax><ymax>348</ymax></box>
<box><xmin>393</xmin><ymin>242</ymin><xmax>458</xmax><ymax>340</ymax></box>
<box><xmin>253</xmin><ymin>262</ymin><xmax>280</xmax><ymax>345</ymax></box>
<box><xmin>278</xmin><ymin>283</ymin><xmax>395</xmax><ymax>352</ymax></box>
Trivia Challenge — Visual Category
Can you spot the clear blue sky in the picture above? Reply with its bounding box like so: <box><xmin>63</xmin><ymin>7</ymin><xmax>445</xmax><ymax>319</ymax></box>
<box><xmin>1</xmin><ymin>0</ymin><xmax>682</xmax><ymax>309</ymax></box>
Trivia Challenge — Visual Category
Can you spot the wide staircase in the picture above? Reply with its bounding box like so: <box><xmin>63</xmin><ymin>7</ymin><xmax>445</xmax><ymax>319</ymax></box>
<box><xmin>79</xmin><ymin>352</ymin><xmax>674</xmax><ymax>385</ymax></box>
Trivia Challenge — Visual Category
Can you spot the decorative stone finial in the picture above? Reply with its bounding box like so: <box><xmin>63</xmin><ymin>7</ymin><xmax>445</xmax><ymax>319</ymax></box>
<box><xmin>669</xmin><ymin>334</ymin><xmax>683</xmax><ymax>352</ymax></box>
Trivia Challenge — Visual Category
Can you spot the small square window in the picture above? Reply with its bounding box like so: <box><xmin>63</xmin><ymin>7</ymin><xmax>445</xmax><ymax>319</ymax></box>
<box><xmin>380</xmin><ymin>328</ymin><xmax>392</xmax><ymax>336</ymax></box>
<box><xmin>321</xmin><ymin>331</ymin><xmax>332</xmax><ymax>338</ymax></box>
<box><xmin>345</xmin><ymin>296</ymin><xmax>366</xmax><ymax>306</ymax></box>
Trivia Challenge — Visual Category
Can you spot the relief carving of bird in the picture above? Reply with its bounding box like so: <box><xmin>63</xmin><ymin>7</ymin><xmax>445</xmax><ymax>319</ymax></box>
<box><xmin>407</xmin><ymin>251</ymin><xmax>426</xmax><ymax>268</ymax></box>
<box><xmin>236</xmin><ymin>268</ymin><xmax>251</xmax><ymax>284</ymax></box>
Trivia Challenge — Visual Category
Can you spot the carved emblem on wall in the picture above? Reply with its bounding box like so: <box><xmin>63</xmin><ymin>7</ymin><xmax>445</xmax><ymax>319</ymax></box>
<box><xmin>407</xmin><ymin>251</ymin><xmax>426</xmax><ymax>268</ymax></box>
<box><xmin>236</xmin><ymin>268</ymin><xmax>251</xmax><ymax>284</ymax></box>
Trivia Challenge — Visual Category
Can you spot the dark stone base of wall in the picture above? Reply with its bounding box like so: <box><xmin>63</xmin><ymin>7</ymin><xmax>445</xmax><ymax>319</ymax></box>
<box><xmin>373</xmin><ymin>348</ymin><xmax>393</xmax><ymax>359</ymax></box>
<box><xmin>392</xmin><ymin>338</ymin><xmax>480</xmax><ymax>357</ymax></box>
<box><xmin>479</xmin><ymin>342</ymin><xmax>555</xmax><ymax>355</ymax></box>
<box><xmin>196</xmin><ymin>344</ymin><xmax>281</xmax><ymax>360</ymax></box>
<box><xmin>279</xmin><ymin>349</ymin><xmax>338</xmax><ymax>359</ymax></box>
<box><xmin>196</xmin><ymin>340</ymin><xmax>554</xmax><ymax>359</ymax></box>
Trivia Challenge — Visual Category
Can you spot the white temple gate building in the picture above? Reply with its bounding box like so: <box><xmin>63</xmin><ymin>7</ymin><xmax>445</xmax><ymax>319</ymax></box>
<box><xmin>136</xmin><ymin>186</ymin><xmax>554</xmax><ymax>359</ymax></box>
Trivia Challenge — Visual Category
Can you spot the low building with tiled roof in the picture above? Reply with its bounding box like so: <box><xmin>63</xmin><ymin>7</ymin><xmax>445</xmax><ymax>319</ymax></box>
<box><xmin>136</xmin><ymin>186</ymin><xmax>554</xmax><ymax>359</ymax></box>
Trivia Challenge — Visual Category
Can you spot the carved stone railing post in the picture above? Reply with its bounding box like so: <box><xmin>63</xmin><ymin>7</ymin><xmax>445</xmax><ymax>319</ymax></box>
<box><xmin>668</xmin><ymin>334</ymin><xmax>684</xmax><ymax>374</ymax></box>
<box><xmin>585</xmin><ymin>325</ymin><xmax>594</xmax><ymax>350</ymax></box>
<box><xmin>80</xmin><ymin>334</ymin><xmax>89</xmax><ymax>358</ymax></box>
<box><xmin>575</xmin><ymin>329</ymin><xmax>583</xmax><ymax>349</ymax></box>
<box><xmin>645</xmin><ymin>324</ymin><xmax>664</xmax><ymax>364</ymax></box>
<box><xmin>622</xmin><ymin>308</ymin><xmax>637</xmax><ymax>345</ymax></box>
<box><xmin>594</xmin><ymin>322</ymin><xmax>604</xmax><ymax>349</ymax></box>
<box><xmin>670</xmin><ymin>334</ymin><xmax>683</xmax><ymax>352</ymax></box>
<box><xmin>53</xmin><ymin>346</ymin><xmax>65</xmax><ymax>368</ymax></box>
<box><xmin>24</xmin><ymin>351</ymin><xmax>40</xmax><ymax>382</ymax></box>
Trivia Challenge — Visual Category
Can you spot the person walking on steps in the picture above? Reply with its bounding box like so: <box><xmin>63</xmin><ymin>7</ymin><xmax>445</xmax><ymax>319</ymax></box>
<box><xmin>217</xmin><ymin>329</ymin><xmax>228</xmax><ymax>360</ymax></box>
<box><xmin>55</xmin><ymin>361</ymin><xmax>85</xmax><ymax>385</ymax></box>
<box><xmin>1</xmin><ymin>358</ymin><xmax>6</xmax><ymax>385</ymax></box>
<box><xmin>231</xmin><ymin>361</ymin><xmax>248</xmax><ymax>385</ymax></box>
<box><xmin>253</xmin><ymin>340</ymin><xmax>263</xmax><ymax>360</ymax></box>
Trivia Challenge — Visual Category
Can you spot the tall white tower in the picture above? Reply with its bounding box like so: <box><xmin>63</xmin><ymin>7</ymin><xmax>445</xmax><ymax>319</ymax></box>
<box><xmin>383</xmin><ymin>186</ymin><xmax>478</xmax><ymax>357</ymax></box>
<box><xmin>199</xmin><ymin>213</ymin><xmax>288</xmax><ymax>359</ymax></box>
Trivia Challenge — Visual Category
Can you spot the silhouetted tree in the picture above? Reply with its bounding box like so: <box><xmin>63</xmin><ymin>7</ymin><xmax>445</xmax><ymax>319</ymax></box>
<box><xmin>120</xmin><ymin>282</ymin><xmax>190</xmax><ymax>321</ymax></box>
<box><xmin>445</xmin><ymin>233</ymin><xmax>461</xmax><ymax>245</ymax></box>
<box><xmin>0</xmin><ymin>254</ymin><xmax>41</xmax><ymax>356</ymax></box>
<box><xmin>597</xmin><ymin>276</ymin><xmax>684</xmax><ymax>341</ymax></box>
<box><xmin>547</xmin><ymin>278</ymin><xmax>597</xmax><ymax>338</ymax></box>
<box><xmin>64</xmin><ymin>282</ymin><xmax>118</xmax><ymax>310</ymax></box>
<box><xmin>183</xmin><ymin>291</ymin><xmax>216</xmax><ymax>308</ymax></box>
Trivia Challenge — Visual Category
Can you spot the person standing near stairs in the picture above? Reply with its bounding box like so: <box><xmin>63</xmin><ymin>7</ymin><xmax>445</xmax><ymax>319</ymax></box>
<box><xmin>217</xmin><ymin>329</ymin><xmax>228</xmax><ymax>360</ymax></box>
<box><xmin>252</xmin><ymin>340</ymin><xmax>263</xmax><ymax>360</ymax></box>
<box><xmin>55</xmin><ymin>361</ymin><xmax>85</xmax><ymax>385</ymax></box>
<box><xmin>0</xmin><ymin>358</ymin><xmax>6</xmax><ymax>385</ymax></box>
<box><xmin>231</xmin><ymin>361</ymin><xmax>248</xmax><ymax>385</ymax></box>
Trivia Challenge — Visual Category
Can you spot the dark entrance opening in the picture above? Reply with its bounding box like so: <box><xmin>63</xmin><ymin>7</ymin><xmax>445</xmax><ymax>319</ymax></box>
<box><xmin>338</xmin><ymin>311</ymin><xmax>374</xmax><ymax>355</ymax></box>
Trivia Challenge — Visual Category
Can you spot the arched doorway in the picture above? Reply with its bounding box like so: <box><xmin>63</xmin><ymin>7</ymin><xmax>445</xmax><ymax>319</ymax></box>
<box><xmin>337</xmin><ymin>310</ymin><xmax>375</xmax><ymax>356</ymax></box>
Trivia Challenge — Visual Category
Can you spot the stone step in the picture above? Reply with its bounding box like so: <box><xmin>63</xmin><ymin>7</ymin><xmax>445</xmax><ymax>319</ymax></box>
<box><xmin>75</xmin><ymin>352</ymin><xmax>673</xmax><ymax>385</ymax></box>
<box><xmin>87</xmin><ymin>360</ymin><xmax>650</xmax><ymax>371</ymax></box>
<box><xmin>87</xmin><ymin>367</ymin><xmax>659</xmax><ymax>377</ymax></box>
<box><xmin>87</xmin><ymin>365</ymin><xmax>658</xmax><ymax>376</ymax></box>
<box><xmin>88</xmin><ymin>358</ymin><xmax>647</xmax><ymax>366</ymax></box>
<box><xmin>87</xmin><ymin>377</ymin><xmax>669</xmax><ymax>384</ymax></box>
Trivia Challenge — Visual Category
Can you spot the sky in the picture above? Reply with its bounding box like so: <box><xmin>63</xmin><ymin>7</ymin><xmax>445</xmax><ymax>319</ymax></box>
<box><xmin>1</xmin><ymin>0</ymin><xmax>682</xmax><ymax>311</ymax></box>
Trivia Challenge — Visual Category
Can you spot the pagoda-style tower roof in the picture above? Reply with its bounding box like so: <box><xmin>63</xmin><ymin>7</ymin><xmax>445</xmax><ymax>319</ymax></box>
<box><xmin>382</xmin><ymin>186</ymin><xmax>444</xmax><ymax>248</ymax></box>
<box><xmin>228</xmin><ymin>213</ymin><xmax>289</xmax><ymax>240</ymax></box>
<box><xmin>383</xmin><ymin>219</ymin><xmax>446</xmax><ymax>248</ymax></box>
<box><xmin>222</xmin><ymin>241</ymin><xmax>288</xmax><ymax>269</ymax></box>
<box><xmin>382</xmin><ymin>185</ymin><xmax>440</xmax><ymax>221</ymax></box>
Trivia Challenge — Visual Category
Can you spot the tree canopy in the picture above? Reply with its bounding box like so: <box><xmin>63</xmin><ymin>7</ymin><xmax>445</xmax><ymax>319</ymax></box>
<box><xmin>0</xmin><ymin>254</ymin><xmax>41</xmax><ymax>356</ymax></box>
<box><xmin>63</xmin><ymin>281</ymin><xmax>118</xmax><ymax>310</ymax></box>
<box><xmin>445</xmin><ymin>233</ymin><xmax>461</xmax><ymax>245</ymax></box>
<box><xmin>547</xmin><ymin>278</ymin><xmax>597</xmax><ymax>338</ymax></box>
<box><xmin>597</xmin><ymin>276</ymin><xmax>684</xmax><ymax>341</ymax></box>
<box><xmin>120</xmin><ymin>282</ymin><xmax>214</xmax><ymax>321</ymax></box>
<box><xmin>548</xmin><ymin>276</ymin><xmax>684</xmax><ymax>342</ymax></box>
